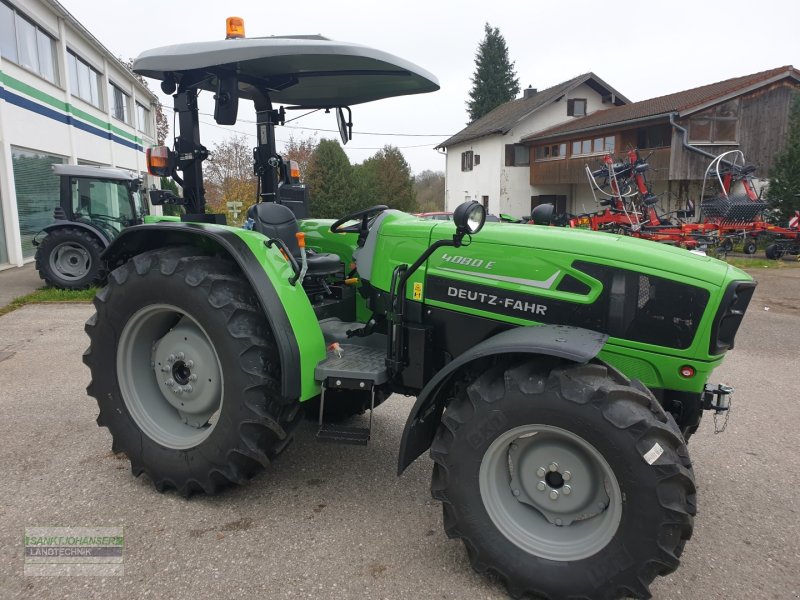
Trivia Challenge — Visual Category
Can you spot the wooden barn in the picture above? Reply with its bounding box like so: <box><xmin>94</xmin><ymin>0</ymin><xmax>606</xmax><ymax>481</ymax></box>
<box><xmin>521</xmin><ymin>66</ymin><xmax>800</xmax><ymax>214</ymax></box>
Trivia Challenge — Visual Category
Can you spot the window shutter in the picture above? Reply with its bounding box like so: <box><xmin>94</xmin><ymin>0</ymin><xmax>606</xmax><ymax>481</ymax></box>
<box><xmin>505</xmin><ymin>144</ymin><xmax>514</xmax><ymax>166</ymax></box>
<box><xmin>567</xmin><ymin>99</ymin><xmax>575</xmax><ymax>116</ymax></box>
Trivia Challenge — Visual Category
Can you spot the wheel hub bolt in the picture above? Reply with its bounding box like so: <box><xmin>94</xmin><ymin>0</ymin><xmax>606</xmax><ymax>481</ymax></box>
<box><xmin>536</xmin><ymin>467</ymin><xmax>546</xmax><ymax>478</ymax></box>
<box><xmin>512</xmin><ymin>489</ymin><xmax>520</xmax><ymax>497</ymax></box>
<box><xmin>549</xmin><ymin>490</ymin><xmax>559</xmax><ymax>500</ymax></box>
<box><xmin>548</xmin><ymin>462</ymin><xmax>559</xmax><ymax>472</ymax></box>
<box><xmin>168</xmin><ymin>354</ymin><xmax>176</xmax><ymax>363</ymax></box>
<box><xmin>563</xmin><ymin>485</ymin><xmax>572</xmax><ymax>496</ymax></box>
<box><xmin>184</xmin><ymin>385</ymin><xmax>193</xmax><ymax>393</ymax></box>
<box><xmin>186</xmin><ymin>360</ymin><xmax>194</xmax><ymax>368</ymax></box>
<box><xmin>177</xmin><ymin>352</ymin><xmax>185</xmax><ymax>360</ymax></box>
<box><xmin>555</xmin><ymin>518</ymin><xmax>563</xmax><ymax>526</ymax></box>
<box><xmin>536</xmin><ymin>482</ymin><xmax>546</xmax><ymax>492</ymax></box>
<box><xmin>563</xmin><ymin>471</ymin><xmax>572</xmax><ymax>481</ymax></box>
<box><xmin>165</xmin><ymin>379</ymin><xmax>174</xmax><ymax>387</ymax></box>
<box><xmin>189</xmin><ymin>374</ymin><xmax>198</xmax><ymax>382</ymax></box>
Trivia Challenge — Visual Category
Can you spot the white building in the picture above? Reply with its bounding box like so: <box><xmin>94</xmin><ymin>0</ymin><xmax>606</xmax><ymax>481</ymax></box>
<box><xmin>0</xmin><ymin>0</ymin><xmax>158</xmax><ymax>269</ymax></box>
<box><xmin>437</xmin><ymin>74</ymin><xmax>628</xmax><ymax>219</ymax></box>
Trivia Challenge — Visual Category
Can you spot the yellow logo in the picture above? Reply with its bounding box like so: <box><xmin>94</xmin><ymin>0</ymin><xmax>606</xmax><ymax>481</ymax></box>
<box><xmin>412</xmin><ymin>282</ymin><xmax>423</xmax><ymax>300</ymax></box>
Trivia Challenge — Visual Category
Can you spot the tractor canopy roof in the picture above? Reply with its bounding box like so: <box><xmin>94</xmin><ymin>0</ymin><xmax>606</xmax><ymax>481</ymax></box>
<box><xmin>53</xmin><ymin>164</ymin><xmax>139</xmax><ymax>182</ymax></box>
<box><xmin>133</xmin><ymin>35</ymin><xmax>440</xmax><ymax>107</ymax></box>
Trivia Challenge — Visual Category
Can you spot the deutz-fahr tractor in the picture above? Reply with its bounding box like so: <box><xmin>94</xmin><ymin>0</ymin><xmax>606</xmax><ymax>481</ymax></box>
<box><xmin>34</xmin><ymin>164</ymin><xmax>149</xmax><ymax>289</ymax></box>
<box><xmin>84</xmin><ymin>20</ymin><xmax>755</xmax><ymax>599</ymax></box>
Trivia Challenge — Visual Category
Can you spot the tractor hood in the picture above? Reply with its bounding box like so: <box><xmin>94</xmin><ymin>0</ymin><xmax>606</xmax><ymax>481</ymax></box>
<box><xmin>133</xmin><ymin>35</ymin><xmax>439</xmax><ymax>107</ymax></box>
<box><xmin>428</xmin><ymin>221</ymin><xmax>749</xmax><ymax>287</ymax></box>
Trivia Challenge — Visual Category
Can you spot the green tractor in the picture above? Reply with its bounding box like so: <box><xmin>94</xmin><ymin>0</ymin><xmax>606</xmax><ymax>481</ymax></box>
<box><xmin>84</xmin><ymin>25</ymin><xmax>755</xmax><ymax>600</ymax></box>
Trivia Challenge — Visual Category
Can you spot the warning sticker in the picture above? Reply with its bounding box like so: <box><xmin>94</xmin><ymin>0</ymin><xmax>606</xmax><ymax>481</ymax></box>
<box><xmin>412</xmin><ymin>282</ymin><xmax>423</xmax><ymax>300</ymax></box>
<box><xmin>643</xmin><ymin>443</ymin><xmax>664</xmax><ymax>465</ymax></box>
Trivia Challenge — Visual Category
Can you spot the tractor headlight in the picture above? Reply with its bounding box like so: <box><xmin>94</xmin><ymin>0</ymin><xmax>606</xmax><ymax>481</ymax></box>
<box><xmin>454</xmin><ymin>201</ymin><xmax>486</xmax><ymax>236</ymax></box>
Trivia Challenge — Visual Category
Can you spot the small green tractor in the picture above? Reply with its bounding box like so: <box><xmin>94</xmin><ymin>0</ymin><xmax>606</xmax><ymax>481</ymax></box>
<box><xmin>84</xmin><ymin>24</ymin><xmax>755</xmax><ymax>599</ymax></box>
<box><xmin>34</xmin><ymin>164</ymin><xmax>149</xmax><ymax>289</ymax></box>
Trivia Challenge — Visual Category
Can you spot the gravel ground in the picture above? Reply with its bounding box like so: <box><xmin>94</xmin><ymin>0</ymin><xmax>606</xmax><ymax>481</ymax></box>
<box><xmin>0</xmin><ymin>269</ymin><xmax>798</xmax><ymax>599</ymax></box>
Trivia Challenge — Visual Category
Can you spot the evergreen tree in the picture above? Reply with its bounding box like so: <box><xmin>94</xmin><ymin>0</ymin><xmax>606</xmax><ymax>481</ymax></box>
<box><xmin>768</xmin><ymin>93</ymin><xmax>800</xmax><ymax>221</ymax></box>
<box><xmin>466</xmin><ymin>23</ymin><xmax>520</xmax><ymax>123</ymax></box>
<box><xmin>305</xmin><ymin>139</ymin><xmax>358</xmax><ymax>218</ymax></box>
<box><xmin>354</xmin><ymin>145</ymin><xmax>417</xmax><ymax>212</ymax></box>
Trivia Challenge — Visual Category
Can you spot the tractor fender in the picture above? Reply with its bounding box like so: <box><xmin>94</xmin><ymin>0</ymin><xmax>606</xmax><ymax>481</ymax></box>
<box><xmin>102</xmin><ymin>223</ymin><xmax>302</xmax><ymax>400</ymax></box>
<box><xmin>41</xmin><ymin>221</ymin><xmax>112</xmax><ymax>247</ymax></box>
<box><xmin>397</xmin><ymin>324</ymin><xmax>608</xmax><ymax>475</ymax></box>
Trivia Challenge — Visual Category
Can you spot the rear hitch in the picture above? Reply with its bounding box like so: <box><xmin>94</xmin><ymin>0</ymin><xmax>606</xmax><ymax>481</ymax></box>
<box><xmin>702</xmin><ymin>383</ymin><xmax>733</xmax><ymax>433</ymax></box>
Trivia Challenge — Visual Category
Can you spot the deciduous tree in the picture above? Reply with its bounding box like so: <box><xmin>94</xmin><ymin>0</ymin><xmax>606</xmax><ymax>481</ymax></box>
<box><xmin>283</xmin><ymin>134</ymin><xmax>318</xmax><ymax>177</ymax></box>
<box><xmin>204</xmin><ymin>134</ymin><xmax>257</xmax><ymax>224</ymax></box>
<box><xmin>414</xmin><ymin>170</ymin><xmax>446</xmax><ymax>213</ymax></box>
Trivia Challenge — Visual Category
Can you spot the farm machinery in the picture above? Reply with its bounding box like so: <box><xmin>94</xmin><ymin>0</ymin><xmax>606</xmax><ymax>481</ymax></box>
<box><xmin>82</xmin><ymin>19</ymin><xmax>756</xmax><ymax>599</ymax></box>
<box><xmin>571</xmin><ymin>147</ymin><xmax>800</xmax><ymax>257</ymax></box>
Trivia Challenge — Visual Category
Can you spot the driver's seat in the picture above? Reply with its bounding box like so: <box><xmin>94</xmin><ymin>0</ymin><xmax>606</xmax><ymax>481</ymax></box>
<box><xmin>248</xmin><ymin>202</ymin><xmax>341</xmax><ymax>276</ymax></box>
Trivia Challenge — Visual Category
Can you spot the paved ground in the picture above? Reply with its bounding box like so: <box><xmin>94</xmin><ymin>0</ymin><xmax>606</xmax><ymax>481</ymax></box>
<box><xmin>0</xmin><ymin>270</ymin><xmax>798</xmax><ymax>599</ymax></box>
<box><xmin>0</xmin><ymin>263</ymin><xmax>41</xmax><ymax>308</ymax></box>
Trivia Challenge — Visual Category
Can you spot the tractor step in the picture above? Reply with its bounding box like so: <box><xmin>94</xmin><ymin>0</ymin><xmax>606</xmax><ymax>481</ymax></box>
<box><xmin>314</xmin><ymin>344</ymin><xmax>388</xmax><ymax>385</ymax></box>
<box><xmin>315</xmin><ymin>344</ymin><xmax>385</xmax><ymax>445</ymax></box>
<box><xmin>316</xmin><ymin>423</ymin><xmax>371</xmax><ymax>445</ymax></box>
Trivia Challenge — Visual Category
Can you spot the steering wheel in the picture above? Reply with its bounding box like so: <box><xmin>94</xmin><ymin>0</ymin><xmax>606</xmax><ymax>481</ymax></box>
<box><xmin>330</xmin><ymin>205</ymin><xmax>388</xmax><ymax>235</ymax></box>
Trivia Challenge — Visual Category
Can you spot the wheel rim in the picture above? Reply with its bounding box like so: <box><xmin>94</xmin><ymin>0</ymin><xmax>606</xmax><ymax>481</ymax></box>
<box><xmin>116</xmin><ymin>304</ymin><xmax>224</xmax><ymax>450</ymax></box>
<box><xmin>49</xmin><ymin>241</ymin><xmax>91</xmax><ymax>280</ymax></box>
<box><xmin>479</xmin><ymin>424</ymin><xmax>622</xmax><ymax>562</ymax></box>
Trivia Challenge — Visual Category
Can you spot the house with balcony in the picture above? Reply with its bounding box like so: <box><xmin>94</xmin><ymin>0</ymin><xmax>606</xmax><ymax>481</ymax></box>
<box><xmin>436</xmin><ymin>73</ymin><xmax>629</xmax><ymax>218</ymax></box>
<box><xmin>0</xmin><ymin>0</ymin><xmax>159</xmax><ymax>269</ymax></box>
<box><xmin>521</xmin><ymin>66</ymin><xmax>800</xmax><ymax>217</ymax></box>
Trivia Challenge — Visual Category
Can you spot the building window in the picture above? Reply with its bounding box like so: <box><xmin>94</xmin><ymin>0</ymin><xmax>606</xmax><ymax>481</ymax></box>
<box><xmin>461</xmin><ymin>151</ymin><xmax>474</xmax><ymax>172</ymax></box>
<box><xmin>109</xmin><ymin>82</ymin><xmax>131</xmax><ymax>123</ymax></box>
<box><xmin>571</xmin><ymin>136</ymin><xmax>615</xmax><ymax>156</ymax></box>
<box><xmin>689</xmin><ymin>100</ymin><xmax>739</xmax><ymax>144</ymax></box>
<box><xmin>482</xmin><ymin>195</ymin><xmax>489</xmax><ymax>209</ymax></box>
<box><xmin>136</xmin><ymin>102</ymin><xmax>152</xmax><ymax>136</ymax></box>
<box><xmin>474</xmin><ymin>154</ymin><xmax>481</xmax><ymax>166</ymax></box>
<box><xmin>68</xmin><ymin>51</ymin><xmax>103</xmax><ymax>108</ymax></box>
<box><xmin>0</xmin><ymin>2</ymin><xmax>58</xmax><ymax>84</ymax></box>
<box><xmin>534</xmin><ymin>143</ymin><xmax>567</xmax><ymax>162</ymax></box>
<box><xmin>505</xmin><ymin>144</ymin><xmax>530</xmax><ymax>166</ymax></box>
<box><xmin>636</xmin><ymin>125</ymin><xmax>671</xmax><ymax>149</ymax></box>
<box><xmin>567</xmin><ymin>98</ymin><xmax>587</xmax><ymax>117</ymax></box>
<box><xmin>11</xmin><ymin>147</ymin><xmax>65</xmax><ymax>258</ymax></box>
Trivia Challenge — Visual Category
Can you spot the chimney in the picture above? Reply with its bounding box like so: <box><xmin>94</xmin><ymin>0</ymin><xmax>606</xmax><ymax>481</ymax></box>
<box><xmin>523</xmin><ymin>85</ymin><xmax>537</xmax><ymax>99</ymax></box>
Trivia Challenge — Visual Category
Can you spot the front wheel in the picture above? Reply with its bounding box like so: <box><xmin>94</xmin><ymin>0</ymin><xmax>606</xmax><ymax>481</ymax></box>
<box><xmin>742</xmin><ymin>239</ymin><xmax>757</xmax><ymax>255</ymax></box>
<box><xmin>84</xmin><ymin>247</ymin><xmax>302</xmax><ymax>496</ymax></box>
<box><xmin>430</xmin><ymin>360</ymin><xmax>695</xmax><ymax>599</ymax></box>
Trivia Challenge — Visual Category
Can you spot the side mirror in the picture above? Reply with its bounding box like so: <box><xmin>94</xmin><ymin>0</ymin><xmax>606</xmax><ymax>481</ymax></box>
<box><xmin>336</xmin><ymin>107</ymin><xmax>352</xmax><ymax>145</ymax></box>
<box><xmin>453</xmin><ymin>200</ymin><xmax>486</xmax><ymax>240</ymax></box>
<box><xmin>149</xmin><ymin>189</ymin><xmax>185</xmax><ymax>206</ymax></box>
<box><xmin>531</xmin><ymin>203</ymin><xmax>554</xmax><ymax>225</ymax></box>
<box><xmin>214</xmin><ymin>73</ymin><xmax>239</xmax><ymax>125</ymax></box>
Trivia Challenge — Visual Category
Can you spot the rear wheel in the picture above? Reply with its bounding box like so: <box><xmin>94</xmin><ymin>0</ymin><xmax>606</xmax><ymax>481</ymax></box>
<box><xmin>765</xmin><ymin>243</ymin><xmax>784</xmax><ymax>260</ymax></box>
<box><xmin>742</xmin><ymin>239</ymin><xmax>757</xmax><ymax>255</ymax></box>
<box><xmin>430</xmin><ymin>360</ymin><xmax>695</xmax><ymax>599</ymax></box>
<box><xmin>35</xmin><ymin>227</ymin><xmax>105</xmax><ymax>290</ymax></box>
<box><xmin>83</xmin><ymin>247</ymin><xmax>302</xmax><ymax>495</ymax></box>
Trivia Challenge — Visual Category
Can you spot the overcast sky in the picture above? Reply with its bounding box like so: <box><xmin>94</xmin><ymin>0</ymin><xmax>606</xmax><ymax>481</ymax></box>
<box><xmin>61</xmin><ymin>0</ymin><xmax>799</xmax><ymax>175</ymax></box>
